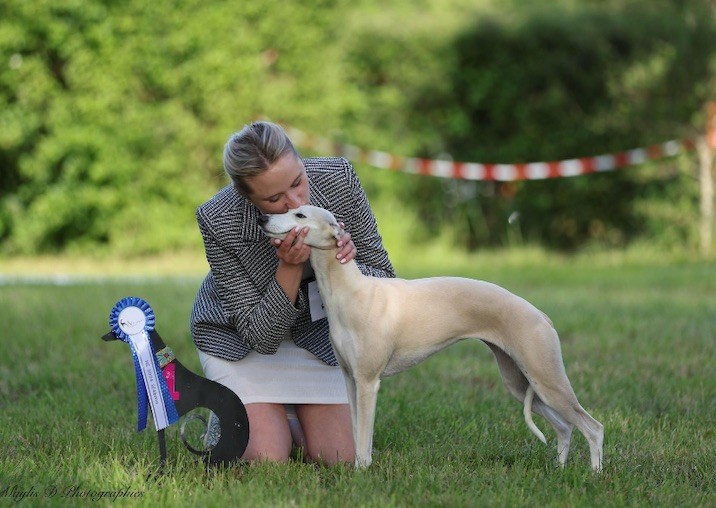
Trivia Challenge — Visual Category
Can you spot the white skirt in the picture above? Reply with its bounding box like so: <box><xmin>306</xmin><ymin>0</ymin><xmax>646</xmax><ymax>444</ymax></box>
<box><xmin>198</xmin><ymin>339</ymin><xmax>348</xmax><ymax>406</ymax></box>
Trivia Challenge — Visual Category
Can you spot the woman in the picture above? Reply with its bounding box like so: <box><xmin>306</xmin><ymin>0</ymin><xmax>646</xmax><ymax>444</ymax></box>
<box><xmin>190</xmin><ymin>121</ymin><xmax>394</xmax><ymax>464</ymax></box>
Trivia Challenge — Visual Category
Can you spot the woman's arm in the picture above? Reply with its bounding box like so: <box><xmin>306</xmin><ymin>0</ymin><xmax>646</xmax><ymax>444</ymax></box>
<box><xmin>272</xmin><ymin>226</ymin><xmax>311</xmax><ymax>304</ymax></box>
<box><xmin>197</xmin><ymin>211</ymin><xmax>307</xmax><ymax>355</ymax></box>
<box><xmin>340</xmin><ymin>159</ymin><xmax>395</xmax><ymax>279</ymax></box>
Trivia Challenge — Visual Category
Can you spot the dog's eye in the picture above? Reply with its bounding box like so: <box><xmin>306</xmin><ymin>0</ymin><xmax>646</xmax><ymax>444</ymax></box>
<box><xmin>295</xmin><ymin>213</ymin><xmax>306</xmax><ymax>219</ymax></box>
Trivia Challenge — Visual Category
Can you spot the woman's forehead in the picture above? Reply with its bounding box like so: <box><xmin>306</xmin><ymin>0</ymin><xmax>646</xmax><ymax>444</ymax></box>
<box><xmin>248</xmin><ymin>155</ymin><xmax>305</xmax><ymax>198</ymax></box>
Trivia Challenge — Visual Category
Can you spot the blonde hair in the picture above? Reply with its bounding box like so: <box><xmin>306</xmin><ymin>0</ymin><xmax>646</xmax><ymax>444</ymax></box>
<box><xmin>223</xmin><ymin>121</ymin><xmax>300</xmax><ymax>196</ymax></box>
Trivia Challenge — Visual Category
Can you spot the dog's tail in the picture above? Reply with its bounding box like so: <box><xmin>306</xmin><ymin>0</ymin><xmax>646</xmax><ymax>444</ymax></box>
<box><xmin>523</xmin><ymin>385</ymin><xmax>547</xmax><ymax>444</ymax></box>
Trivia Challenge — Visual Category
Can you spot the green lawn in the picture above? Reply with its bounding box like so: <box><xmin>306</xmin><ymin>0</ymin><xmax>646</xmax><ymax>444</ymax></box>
<box><xmin>1</xmin><ymin>253</ymin><xmax>714</xmax><ymax>507</ymax></box>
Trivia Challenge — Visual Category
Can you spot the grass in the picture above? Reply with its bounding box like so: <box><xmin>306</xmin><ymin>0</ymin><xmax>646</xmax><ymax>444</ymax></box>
<box><xmin>1</xmin><ymin>251</ymin><xmax>714</xmax><ymax>507</ymax></box>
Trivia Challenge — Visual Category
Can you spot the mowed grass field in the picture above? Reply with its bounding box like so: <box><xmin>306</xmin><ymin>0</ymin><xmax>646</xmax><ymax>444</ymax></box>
<box><xmin>1</xmin><ymin>252</ymin><xmax>714</xmax><ymax>507</ymax></box>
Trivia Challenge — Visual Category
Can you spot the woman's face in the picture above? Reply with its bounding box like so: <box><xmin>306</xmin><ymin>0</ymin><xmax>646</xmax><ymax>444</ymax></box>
<box><xmin>245</xmin><ymin>153</ymin><xmax>310</xmax><ymax>214</ymax></box>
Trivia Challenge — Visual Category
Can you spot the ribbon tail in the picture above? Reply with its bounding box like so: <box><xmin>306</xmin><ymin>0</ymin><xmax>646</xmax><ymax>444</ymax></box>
<box><xmin>129</xmin><ymin>331</ymin><xmax>178</xmax><ymax>431</ymax></box>
<box><xmin>129</xmin><ymin>343</ymin><xmax>149</xmax><ymax>432</ymax></box>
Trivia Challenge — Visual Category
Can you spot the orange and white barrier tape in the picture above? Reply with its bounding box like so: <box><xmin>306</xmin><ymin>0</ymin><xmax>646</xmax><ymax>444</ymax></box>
<box><xmin>284</xmin><ymin>125</ymin><xmax>695</xmax><ymax>181</ymax></box>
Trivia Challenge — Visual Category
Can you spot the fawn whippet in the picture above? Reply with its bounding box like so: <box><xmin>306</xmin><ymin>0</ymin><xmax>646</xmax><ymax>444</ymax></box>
<box><xmin>258</xmin><ymin>205</ymin><xmax>603</xmax><ymax>470</ymax></box>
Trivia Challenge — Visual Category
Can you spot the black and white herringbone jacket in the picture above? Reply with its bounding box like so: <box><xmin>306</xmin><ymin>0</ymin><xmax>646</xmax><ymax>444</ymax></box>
<box><xmin>190</xmin><ymin>157</ymin><xmax>395</xmax><ymax>366</ymax></box>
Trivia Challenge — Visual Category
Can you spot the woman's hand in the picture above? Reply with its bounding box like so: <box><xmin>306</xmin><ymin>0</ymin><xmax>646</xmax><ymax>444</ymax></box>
<box><xmin>336</xmin><ymin>223</ymin><xmax>357</xmax><ymax>264</ymax></box>
<box><xmin>272</xmin><ymin>227</ymin><xmax>311</xmax><ymax>265</ymax></box>
<box><xmin>272</xmin><ymin>223</ymin><xmax>356</xmax><ymax>265</ymax></box>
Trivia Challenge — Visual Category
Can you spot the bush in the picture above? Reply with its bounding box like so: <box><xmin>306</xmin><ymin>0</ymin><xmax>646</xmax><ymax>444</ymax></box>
<box><xmin>0</xmin><ymin>0</ymin><xmax>351</xmax><ymax>254</ymax></box>
<box><xmin>342</xmin><ymin>0</ymin><xmax>716</xmax><ymax>251</ymax></box>
<box><xmin>1</xmin><ymin>0</ymin><xmax>714</xmax><ymax>254</ymax></box>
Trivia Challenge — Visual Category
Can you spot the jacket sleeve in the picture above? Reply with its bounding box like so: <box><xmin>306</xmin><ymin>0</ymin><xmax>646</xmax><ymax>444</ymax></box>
<box><xmin>340</xmin><ymin>159</ymin><xmax>396</xmax><ymax>279</ymax></box>
<box><xmin>196</xmin><ymin>209</ymin><xmax>308</xmax><ymax>355</ymax></box>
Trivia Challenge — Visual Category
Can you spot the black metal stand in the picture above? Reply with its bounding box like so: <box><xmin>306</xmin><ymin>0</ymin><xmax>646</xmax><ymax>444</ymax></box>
<box><xmin>102</xmin><ymin>329</ymin><xmax>250</xmax><ymax>467</ymax></box>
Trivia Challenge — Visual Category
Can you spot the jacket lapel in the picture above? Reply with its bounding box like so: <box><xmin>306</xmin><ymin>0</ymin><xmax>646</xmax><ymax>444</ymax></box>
<box><xmin>309</xmin><ymin>184</ymin><xmax>330</xmax><ymax>210</ymax></box>
<box><xmin>237</xmin><ymin>198</ymin><xmax>265</xmax><ymax>243</ymax></box>
<box><xmin>233</xmin><ymin>196</ymin><xmax>277</xmax><ymax>289</ymax></box>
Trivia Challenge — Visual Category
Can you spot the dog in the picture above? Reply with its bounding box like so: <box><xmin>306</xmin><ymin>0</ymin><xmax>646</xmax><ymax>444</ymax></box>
<box><xmin>258</xmin><ymin>205</ymin><xmax>603</xmax><ymax>471</ymax></box>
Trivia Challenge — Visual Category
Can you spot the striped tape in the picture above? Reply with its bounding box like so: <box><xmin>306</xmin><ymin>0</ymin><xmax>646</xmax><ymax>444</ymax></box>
<box><xmin>284</xmin><ymin>125</ymin><xmax>694</xmax><ymax>181</ymax></box>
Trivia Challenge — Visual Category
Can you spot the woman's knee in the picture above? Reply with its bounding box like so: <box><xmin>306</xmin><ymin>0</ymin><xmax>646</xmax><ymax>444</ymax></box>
<box><xmin>305</xmin><ymin>437</ymin><xmax>355</xmax><ymax>465</ymax></box>
<box><xmin>297</xmin><ymin>404</ymin><xmax>355</xmax><ymax>465</ymax></box>
<box><xmin>242</xmin><ymin>403</ymin><xmax>293</xmax><ymax>462</ymax></box>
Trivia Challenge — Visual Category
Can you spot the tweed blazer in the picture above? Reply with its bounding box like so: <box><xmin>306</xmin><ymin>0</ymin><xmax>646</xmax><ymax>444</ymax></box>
<box><xmin>190</xmin><ymin>157</ymin><xmax>395</xmax><ymax>366</ymax></box>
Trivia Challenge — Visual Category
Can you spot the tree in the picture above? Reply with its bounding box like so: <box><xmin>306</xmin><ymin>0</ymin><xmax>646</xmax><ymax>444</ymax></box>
<box><xmin>341</xmin><ymin>0</ymin><xmax>716</xmax><ymax>250</ymax></box>
<box><xmin>0</xmin><ymin>0</ymin><xmax>351</xmax><ymax>254</ymax></box>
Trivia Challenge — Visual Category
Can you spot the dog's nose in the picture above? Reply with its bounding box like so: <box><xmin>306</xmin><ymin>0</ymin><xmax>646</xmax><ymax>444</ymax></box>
<box><xmin>257</xmin><ymin>214</ymin><xmax>269</xmax><ymax>226</ymax></box>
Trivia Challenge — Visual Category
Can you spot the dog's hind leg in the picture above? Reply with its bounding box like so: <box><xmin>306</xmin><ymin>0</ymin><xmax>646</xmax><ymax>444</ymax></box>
<box><xmin>531</xmin><ymin>398</ymin><xmax>573</xmax><ymax>466</ymax></box>
<box><xmin>510</xmin><ymin>327</ymin><xmax>603</xmax><ymax>471</ymax></box>
<box><xmin>483</xmin><ymin>341</ymin><xmax>575</xmax><ymax>465</ymax></box>
<box><xmin>529</xmin><ymin>380</ymin><xmax>603</xmax><ymax>471</ymax></box>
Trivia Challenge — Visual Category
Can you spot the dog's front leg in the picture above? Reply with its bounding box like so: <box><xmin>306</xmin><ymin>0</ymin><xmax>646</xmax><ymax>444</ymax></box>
<box><xmin>340</xmin><ymin>372</ymin><xmax>359</xmax><ymax>449</ymax></box>
<box><xmin>353</xmin><ymin>375</ymin><xmax>380</xmax><ymax>468</ymax></box>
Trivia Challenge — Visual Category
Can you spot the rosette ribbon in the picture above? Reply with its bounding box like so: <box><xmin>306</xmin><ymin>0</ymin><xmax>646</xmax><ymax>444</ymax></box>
<box><xmin>109</xmin><ymin>297</ymin><xmax>179</xmax><ymax>432</ymax></box>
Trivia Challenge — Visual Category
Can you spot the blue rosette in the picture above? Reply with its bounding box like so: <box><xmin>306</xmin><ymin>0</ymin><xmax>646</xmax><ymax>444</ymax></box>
<box><xmin>110</xmin><ymin>296</ymin><xmax>155</xmax><ymax>342</ymax></box>
<box><xmin>109</xmin><ymin>297</ymin><xmax>179</xmax><ymax>432</ymax></box>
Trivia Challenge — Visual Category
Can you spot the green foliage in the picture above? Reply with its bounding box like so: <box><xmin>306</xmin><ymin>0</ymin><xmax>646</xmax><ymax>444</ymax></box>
<box><xmin>341</xmin><ymin>0</ymin><xmax>716</xmax><ymax>250</ymax></box>
<box><xmin>0</xmin><ymin>0</ymin><xmax>351</xmax><ymax>254</ymax></box>
<box><xmin>0</xmin><ymin>0</ymin><xmax>714</xmax><ymax>254</ymax></box>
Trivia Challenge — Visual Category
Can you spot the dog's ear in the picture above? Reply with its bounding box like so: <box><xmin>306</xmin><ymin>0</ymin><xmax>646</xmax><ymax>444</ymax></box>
<box><xmin>332</xmin><ymin>222</ymin><xmax>345</xmax><ymax>241</ymax></box>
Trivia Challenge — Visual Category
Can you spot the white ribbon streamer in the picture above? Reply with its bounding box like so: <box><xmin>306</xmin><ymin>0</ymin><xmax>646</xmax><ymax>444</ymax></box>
<box><xmin>128</xmin><ymin>331</ymin><xmax>171</xmax><ymax>430</ymax></box>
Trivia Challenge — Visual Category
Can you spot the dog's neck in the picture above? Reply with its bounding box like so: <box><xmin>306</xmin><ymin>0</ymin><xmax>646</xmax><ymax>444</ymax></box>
<box><xmin>309</xmin><ymin>247</ymin><xmax>364</xmax><ymax>298</ymax></box>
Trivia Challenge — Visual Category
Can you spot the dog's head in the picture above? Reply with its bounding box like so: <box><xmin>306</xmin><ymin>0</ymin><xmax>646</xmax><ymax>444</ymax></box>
<box><xmin>257</xmin><ymin>205</ymin><xmax>344</xmax><ymax>250</ymax></box>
